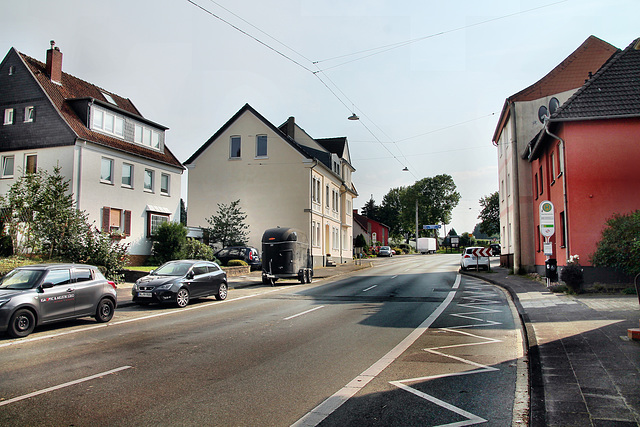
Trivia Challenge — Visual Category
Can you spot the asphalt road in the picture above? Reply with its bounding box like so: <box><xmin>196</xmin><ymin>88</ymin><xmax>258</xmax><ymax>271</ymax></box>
<box><xmin>0</xmin><ymin>254</ymin><xmax>525</xmax><ymax>426</ymax></box>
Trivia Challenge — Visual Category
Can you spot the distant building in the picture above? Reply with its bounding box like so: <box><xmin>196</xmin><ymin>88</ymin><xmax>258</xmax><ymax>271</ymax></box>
<box><xmin>353</xmin><ymin>209</ymin><xmax>390</xmax><ymax>246</ymax></box>
<box><xmin>184</xmin><ymin>103</ymin><xmax>357</xmax><ymax>266</ymax></box>
<box><xmin>0</xmin><ymin>42</ymin><xmax>184</xmax><ymax>264</ymax></box>
<box><xmin>491</xmin><ymin>36</ymin><xmax>617</xmax><ymax>273</ymax></box>
<box><xmin>524</xmin><ymin>37</ymin><xmax>640</xmax><ymax>283</ymax></box>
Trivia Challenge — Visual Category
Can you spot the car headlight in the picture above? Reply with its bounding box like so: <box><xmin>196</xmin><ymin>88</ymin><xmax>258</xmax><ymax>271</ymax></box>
<box><xmin>0</xmin><ymin>298</ymin><xmax>10</xmax><ymax>308</ymax></box>
<box><xmin>156</xmin><ymin>283</ymin><xmax>174</xmax><ymax>291</ymax></box>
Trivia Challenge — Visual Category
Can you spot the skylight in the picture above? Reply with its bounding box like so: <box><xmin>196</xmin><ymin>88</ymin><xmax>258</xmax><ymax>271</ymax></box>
<box><xmin>101</xmin><ymin>91</ymin><xmax>117</xmax><ymax>105</ymax></box>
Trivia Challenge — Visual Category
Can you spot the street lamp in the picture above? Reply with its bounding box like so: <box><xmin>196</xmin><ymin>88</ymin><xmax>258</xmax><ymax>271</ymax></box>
<box><xmin>348</xmin><ymin>113</ymin><xmax>359</xmax><ymax>120</ymax></box>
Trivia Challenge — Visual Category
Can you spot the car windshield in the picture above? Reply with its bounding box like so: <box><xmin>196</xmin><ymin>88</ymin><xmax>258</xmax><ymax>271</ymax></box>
<box><xmin>381</xmin><ymin>246</ymin><xmax>390</xmax><ymax>250</ymax></box>
<box><xmin>153</xmin><ymin>262</ymin><xmax>192</xmax><ymax>277</ymax></box>
<box><xmin>0</xmin><ymin>269</ymin><xmax>46</xmax><ymax>290</ymax></box>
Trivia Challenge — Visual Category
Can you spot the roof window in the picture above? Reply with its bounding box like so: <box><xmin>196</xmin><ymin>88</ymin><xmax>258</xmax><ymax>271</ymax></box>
<box><xmin>101</xmin><ymin>91</ymin><xmax>117</xmax><ymax>105</ymax></box>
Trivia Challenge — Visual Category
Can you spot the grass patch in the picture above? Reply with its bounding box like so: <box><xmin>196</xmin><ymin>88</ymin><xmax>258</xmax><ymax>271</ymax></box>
<box><xmin>125</xmin><ymin>266</ymin><xmax>157</xmax><ymax>272</ymax></box>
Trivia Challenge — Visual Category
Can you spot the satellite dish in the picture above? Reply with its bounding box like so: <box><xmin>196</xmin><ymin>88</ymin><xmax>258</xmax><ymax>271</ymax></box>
<box><xmin>538</xmin><ymin>105</ymin><xmax>549</xmax><ymax>123</ymax></box>
<box><xmin>549</xmin><ymin>97</ymin><xmax>560</xmax><ymax>115</ymax></box>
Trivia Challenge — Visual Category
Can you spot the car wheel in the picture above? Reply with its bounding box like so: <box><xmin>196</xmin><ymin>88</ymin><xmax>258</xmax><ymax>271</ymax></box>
<box><xmin>95</xmin><ymin>298</ymin><xmax>115</xmax><ymax>323</ymax></box>
<box><xmin>8</xmin><ymin>309</ymin><xmax>36</xmax><ymax>338</ymax></box>
<box><xmin>176</xmin><ymin>288</ymin><xmax>190</xmax><ymax>308</ymax></box>
<box><xmin>216</xmin><ymin>282</ymin><xmax>228</xmax><ymax>301</ymax></box>
<box><xmin>298</xmin><ymin>271</ymin><xmax>306</xmax><ymax>284</ymax></box>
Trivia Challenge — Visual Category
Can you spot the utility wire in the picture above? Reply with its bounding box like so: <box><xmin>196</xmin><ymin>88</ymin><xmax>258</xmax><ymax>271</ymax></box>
<box><xmin>313</xmin><ymin>0</ymin><xmax>569</xmax><ymax>72</ymax></box>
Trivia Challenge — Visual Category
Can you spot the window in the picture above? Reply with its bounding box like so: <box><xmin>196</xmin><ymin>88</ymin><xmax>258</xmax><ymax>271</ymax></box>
<box><xmin>8</xmin><ymin>66</ymin><xmax>15</xmax><ymax>75</ymax></box>
<box><xmin>559</xmin><ymin>211</ymin><xmax>567</xmax><ymax>248</ymax></box>
<box><xmin>311</xmin><ymin>221</ymin><xmax>317</xmax><ymax>246</ymax></box>
<box><xmin>325</xmin><ymin>185</ymin><xmax>329</xmax><ymax>208</ymax></box>
<box><xmin>148</xmin><ymin>213</ymin><xmax>169</xmax><ymax>237</ymax></box>
<box><xmin>74</xmin><ymin>268</ymin><xmax>94</xmax><ymax>282</ymax></box>
<box><xmin>101</xmin><ymin>158</ymin><xmax>114</xmax><ymax>183</ymax></box>
<box><xmin>550</xmin><ymin>152</ymin><xmax>556</xmax><ymax>183</ymax></box>
<box><xmin>534</xmin><ymin>173</ymin><xmax>539</xmax><ymax>200</ymax></box>
<box><xmin>160</xmin><ymin>173</ymin><xmax>170</xmax><ymax>195</ymax></box>
<box><xmin>122</xmin><ymin>163</ymin><xmax>133</xmax><ymax>187</ymax></box>
<box><xmin>230</xmin><ymin>136</ymin><xmax>241</xmax><ymax>159</ymax></box>
<box><xmin>4</xmin><ymin>108</ymin><xmax>14</xmax><ymax>125</ymax></box>
<box><xmin>44</xmin><ymin>269</ymin><xmax>71</xmax><ymax>287</ymax></box>
<box><xmin>134</xmin><ymin>124</ymin><xmax>143</xmax><ymax>144</ymax></box>
<box><xmin>539</xmin><ymin>166</ymin><xmax>543</xmax><ymax>195</ymax></box>
<box><xmin>332</xmin><ymin>189</ymin><xmax>339</xmax><ymax>213</ymax></box>
<box><xmin>193</xmin><ymin>265</ymin><xmax>208</xmax><ymax>276</ymax></box>
<box><xmin>2</xmin><ymin>155</ymin><xmax>14</xmax><ymax>178</ymax></box>
<box><xmin>256</xmin><ymin>135</ymin><xmax>267</xmax><ymax>158</ymax></box>
<box><xmin>24</xmin><ymin>106</ymin><xmax>34</xmax><ymax>123</ymax></box>
<box><xmin>144</xmin><ymin>169</ymin><xmax>154</xmax><ymax>191</ymax></box>
<box><xmin>101</xmin><ymin>206</ymin><xmax>131</xmax><ymax>235</ymax></box>
<box><xmin>25</xmin><ymin>154</ymin><xmax>37</xmax><ymax>174</ymax></box>
<box><xmin>101</xmin><ymin>91</ymin><xmax>117</xmax><ymax>105</ymax></box>
<box><xmin>91</xmin><ymin>106</ymin><xmax>124</xmax><ymax>138</ymax></box>
<box><xmin>312</xmin><ymin>177</ymin><xmax>321</xmax><ymax>204</ymax></box>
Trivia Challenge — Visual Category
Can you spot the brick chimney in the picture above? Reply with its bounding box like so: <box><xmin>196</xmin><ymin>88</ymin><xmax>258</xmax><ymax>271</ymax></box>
<box><xmin>45</xmin><ymin>40</ymin><xmax>63</xmax><ymax>84</ymax></box>
<box><xmin>285</xmin><ymin>116</ymin><xmax>295</xmax><ymax>139</ymax></box>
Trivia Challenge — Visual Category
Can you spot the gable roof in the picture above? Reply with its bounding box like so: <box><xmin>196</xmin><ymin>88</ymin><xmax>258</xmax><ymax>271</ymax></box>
<box><xmin>550</xmin><ymin>38</ymin><xmax>640</xmax><ymax>121</ymax></box>
<box><xmin>16</xmin><ymin>48</ymin><xmax>183</xmax><ymax>169</ymax></box>
<box><xmin>492</xmin><ymin>36</ymin><xmax>618</xmax><ymax>143</ymax></box>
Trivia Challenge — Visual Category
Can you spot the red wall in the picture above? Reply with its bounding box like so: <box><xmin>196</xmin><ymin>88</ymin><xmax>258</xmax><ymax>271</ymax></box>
<box><xmin>532</xmin><ymin>118</ymin><xmax>640</xmax><ymax>267</ymax></box>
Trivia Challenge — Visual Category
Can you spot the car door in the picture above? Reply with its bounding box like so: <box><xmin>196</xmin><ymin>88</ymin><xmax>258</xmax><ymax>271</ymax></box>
<box><xmin>188</xmin><ymin>264</ymin><xmax>211</xmax><ymax>298</ymax></box>
<box><xmin>207</xmin><ymin>264</ymin><xmax>225</xmax><ymax>292</ymax></box>
<box><xmin>37</xmin><ymin>269</ymin><xmax>75</xmax><ymax>322</ymax></box>
<box><xmin>72</xmin><ymin>267</ymin><xmax>99</xmax><ymax>316</ymax></box>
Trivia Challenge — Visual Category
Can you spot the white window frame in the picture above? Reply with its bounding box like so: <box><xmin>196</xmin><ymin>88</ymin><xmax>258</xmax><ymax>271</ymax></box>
<box><xmin>121</xmin><ymin>163</ymin><xmax>133</xmax><ymax>188</ymax></box>
<box><xmin>256</xmin><ymin>134</ymin><xmax>268</xmax><ymax>158</ymax></box>
<box><xmin>144</xmin><ymin>169</ymin><xmax>154</xmax><ymax>192</ymax></box>
<box><xmin>160</xmin><ymin>173</ymin><xmax>170</xmax><ymax>195</ymax></box>
<box><xmin>1</xmin><ymin>155</ymin><xmax>15</xmax><ymax>178</ymax></box>
<box><xmin>148</xmin><ymin>213</ymin><xmax>169</xmax><ymax>237</ymax></box>
<box><xmin>4</xmin><ymin>108</ymin><xmax>14</xmax><ymax>125</ymax></box>
<box><xmin>24</xmin><ymin>106</ymin><xmax>34</xmax><ymax>123</ymax></box>
<box><xmin>100</xmin><ymin>157</ymin><xmax>114</xmax><ymax>184</ymax></box>
<box><xmin>230</xmin><ymin>136</ymin><xmax>241</xmax><ymax>159</ymax></box>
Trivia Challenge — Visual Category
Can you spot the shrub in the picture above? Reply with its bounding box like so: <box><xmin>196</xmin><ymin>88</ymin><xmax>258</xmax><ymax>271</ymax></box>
<box><xmin>227</xmin><ymin>259</ymin><xmax>248</xmax><ymax>267</ymax></box>
<box><xmin>591</xmin><ymin>210</ymin><xmax>640</xmax><ymax>277</ymax></box>
<box><xmin>184</xmin><ymin>238</ymin><xmax>215</xmax><ymax>261</ymax></box>
<box><xmin>150</xmin><ymin>222</ymin><xmax>187</xmax><ymax>265</ymax></box>
<box><xmin>561</xmin><ymin>255</ymin><xmax>584</xmax><ymax>293</ymax></box>
<box><xmin>69</xmin><ymin>227</ymin><xmax>130</xmax><ymax>283</ymax></box>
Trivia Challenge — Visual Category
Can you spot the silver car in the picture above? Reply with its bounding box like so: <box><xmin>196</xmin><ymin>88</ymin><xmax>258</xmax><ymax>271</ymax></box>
<box><xmin>0</xmin><ymin>264</ymin><xmax>117</xmax><ymax>338</ymax></box>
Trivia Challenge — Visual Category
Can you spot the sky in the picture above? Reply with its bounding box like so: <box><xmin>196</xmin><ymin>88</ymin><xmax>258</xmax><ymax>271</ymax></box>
<box><xmin>1</xmin><ymin>0</ymin><xmax>638</xmax><ymax>236</ymax></box>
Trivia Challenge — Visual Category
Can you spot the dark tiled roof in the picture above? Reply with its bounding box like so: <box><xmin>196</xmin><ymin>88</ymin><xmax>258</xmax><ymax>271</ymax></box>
<box><xmin>316</xmin><ymin>137</ymin><xmax>346</xmax><ymax>156</ymax></box>
<box><xmin>19</xmin><ymin>51</ymin><xmax>183</xmax><ymax>169</ymax></box>
<box><xmin>551</xmin><ymin>38</ymin><xmax>640</xmax><ymax>120</ymax></box>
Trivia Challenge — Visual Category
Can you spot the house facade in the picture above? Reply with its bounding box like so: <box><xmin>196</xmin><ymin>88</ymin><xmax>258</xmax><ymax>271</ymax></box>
<box><xmin>525</xmin><ymin>38</ymin><xmax>640</xmax><ymax>283</ymax></box>
<box><xmin>0</xmin><ymin>43</ymin><xmax>184</xmax><ymax>265</ymax></box>
<box><xmin>353</xmin><ymin>209</ymin><xmax>390</xmax><ymax>246</ymax></box>
<box><xmin>184</xmin><ymin>104</ymin><xmax>357</xmax><ymax>266</ymax></box>
<box><xmin>491</xmin><ymin>36</ymin><xmax>617</xmax><ymax>273</ymax></box>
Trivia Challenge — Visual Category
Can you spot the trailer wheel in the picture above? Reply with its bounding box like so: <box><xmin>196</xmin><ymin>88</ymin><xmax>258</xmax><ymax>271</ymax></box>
<box><xmin>306</xmin><ymin>269</ymin><xmax>313</xmax><ymax>283</ymax></box>
<box><xmin>298</xmin><ymin>271</ymin><xmax>305</xmax><ymax>284</ymax></box>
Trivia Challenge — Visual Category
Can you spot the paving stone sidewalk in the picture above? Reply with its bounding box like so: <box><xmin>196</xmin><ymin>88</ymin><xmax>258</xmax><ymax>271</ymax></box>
<box><xmin>463</xmin><ymin>266</ymin><xmax>640</xmax><ymax>426</ymax></box>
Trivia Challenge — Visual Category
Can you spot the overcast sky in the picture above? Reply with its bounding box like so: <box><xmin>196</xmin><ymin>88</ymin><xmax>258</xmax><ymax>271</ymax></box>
<box><xmin>2</xmin><ymin>0</ymin><xmax>638</xmax><ymax>235</ymax></box>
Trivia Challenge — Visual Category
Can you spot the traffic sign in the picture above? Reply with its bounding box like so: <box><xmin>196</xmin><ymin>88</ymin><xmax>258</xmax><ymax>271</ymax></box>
<box><xmin>423</xmin><ymin>225</ymin><xmax>441</xmax><ymax>230</ymax></box>
<box><xmin>539</xmin><ymin>201</ymin><xmax>555</xmax><ymax>237</ymax></box>
<box><xmin>472</xmin><ymin>247</ymin><xmax>492</xmax><ymax>257</ymax></box>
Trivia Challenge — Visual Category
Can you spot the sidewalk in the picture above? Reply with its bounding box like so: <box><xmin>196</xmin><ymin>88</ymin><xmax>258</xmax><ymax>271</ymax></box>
<box><xmin>463</xmin><ymin>266</ymin><xmax>640</xmax><ymax>426</ymax></box>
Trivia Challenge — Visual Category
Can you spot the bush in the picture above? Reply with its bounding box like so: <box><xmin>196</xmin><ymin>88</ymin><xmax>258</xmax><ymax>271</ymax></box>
<box><xmin>70</xmin><ymin>227</ymin><xmax>130</xmax><ymax>283</ymax></box>
<box><xmin>561</xmin><ymin>255</ymin><xmax>584</xmax><ymax>293</ymax></box>
<box><xmin>184</xmin><ymin>238</ymin><xmax>215</xmax><ymax>261</ymax></box>
<box><xmin>150</xmin><ymin>222</ymin><xmax>187</xmax><ymax>265</ymax></box>
<box><xmin>227</xmin><ymin>259</ymin><xmax>248</xmax><ymax>267</ymax></box>
<box><xmin>591</xmin><ymin>210</ymin><xmax>640</xmax><ymax>277</ymax></box>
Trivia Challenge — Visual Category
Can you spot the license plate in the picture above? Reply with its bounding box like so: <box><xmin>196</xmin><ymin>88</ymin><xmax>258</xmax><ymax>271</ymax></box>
<box><xmin>138</xmin><ymin>292</ymin><xmax>152</xmax><ymax>298</ymax></box>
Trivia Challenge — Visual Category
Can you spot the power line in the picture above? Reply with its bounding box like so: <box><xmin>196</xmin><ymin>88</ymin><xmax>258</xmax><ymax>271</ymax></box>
<box><xmin>313</xmin><ymin>0</ymin><xmax>569</xmax><ymax>72</ymax></box>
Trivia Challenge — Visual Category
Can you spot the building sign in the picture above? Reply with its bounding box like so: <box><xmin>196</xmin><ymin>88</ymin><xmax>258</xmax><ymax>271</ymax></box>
<box><xmin>539</xmin><ymin>201</ymin><xmax>555</xmax><ymax>237</ymax></box>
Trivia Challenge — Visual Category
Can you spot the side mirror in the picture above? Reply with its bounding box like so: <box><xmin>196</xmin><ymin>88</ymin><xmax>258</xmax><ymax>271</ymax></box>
<box><xmin>40</xmin><ymin>282</ymin><xmax>54</xmax><ymax>290</ymax></box>
<box><xmin>186</xmin><ymin>271</ymin><xmax>195</xmax><ymax>280</ymax></box>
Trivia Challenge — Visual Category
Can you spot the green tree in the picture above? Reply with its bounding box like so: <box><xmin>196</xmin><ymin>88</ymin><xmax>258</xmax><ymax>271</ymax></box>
<box><xmin>591</xmin><ymin>210</ymin><xmax>640</xmax><ymax>277</ymax></box>
<box><xmin>378</xmin><ymin>187</ymin><xmax>406</xmax><ymax>240</ymax></box>
<box><xmin>179</xmin><ymin>198</ymin><xmax>188</xmax><ymax>226</ymax></box>
<box><xmin>206</xmin><ymin>200</ymin><xmax>249</xmax><ymax>248</ymax></box>
<box><xmin>150</xmin><ymin>222</ymin><xmax>188</xmax><ymax>264</ymax></box>
<box><xmin>361</xmin><ymin>196</ymin><xmax>379</xmax><ymax>221</ymax></box>
<box><xmin>477</xmin><ymin>192</ymin><xmax>499</xmax><ymax>237</ymax></box>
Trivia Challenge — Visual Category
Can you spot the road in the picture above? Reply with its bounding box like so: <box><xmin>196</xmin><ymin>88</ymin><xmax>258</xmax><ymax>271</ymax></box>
<box><xmin>0</xmin><ymin>254</ymin><xmax>526</xmax><ymax>426</ymax></box>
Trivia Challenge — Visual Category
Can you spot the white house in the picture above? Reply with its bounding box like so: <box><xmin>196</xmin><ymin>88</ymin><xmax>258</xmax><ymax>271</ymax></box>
<box><xmin>0</xmin><ymin>42</ymin><xmax>184</xmax><ymax>265</ymax></box>
<box><xmin>184</xmin><ymin>103</ymin><xmax>357</xmax><ymax>266</ymax></box>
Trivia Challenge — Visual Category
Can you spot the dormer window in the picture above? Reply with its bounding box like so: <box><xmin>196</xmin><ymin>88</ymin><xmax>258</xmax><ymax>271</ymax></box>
<box><xmin>92</xmin><ymin>106</ymin><xmax>124</xmax><ymax>138</ymax></box>
<box><xmin>89</xmin><ymin>104</ymin><xmax>162</xmax><ymax>151</ymax></box>
<box><xmin>101</xmin><ymin>91</ymin><xmax>117</xmax><ymax>105</ymax></box>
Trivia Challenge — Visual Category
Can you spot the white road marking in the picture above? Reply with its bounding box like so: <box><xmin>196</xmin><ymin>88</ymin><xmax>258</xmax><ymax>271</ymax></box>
<box><xmin>362</xmin><ymin>285</ymin><xmax>377</xmax><ymax>292</ymax></box>
<box><xmin>284</xmin><ymin>306</ymin><xmax>325</xmax><ymax>320</ymax></box>
<box><xmin>0</xmin><ymin>288</ymin><xmax>284</xmax><ymax>348</ymax></box>
<box><xmin>0</xmin><ymin>366</ymin><xmax>132</xmax><ymax>407</ymax></box>
<box><xmin>292</xmin><ymin>274</ymin><xmax>461</xmax><ymax>427</ymax></box>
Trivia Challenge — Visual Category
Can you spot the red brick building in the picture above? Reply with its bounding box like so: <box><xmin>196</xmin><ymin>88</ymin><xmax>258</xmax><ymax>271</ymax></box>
<box><xmin>353</xmin><ymin>209</ymin><xmax>390</xmax><ymax>246</ymax></box>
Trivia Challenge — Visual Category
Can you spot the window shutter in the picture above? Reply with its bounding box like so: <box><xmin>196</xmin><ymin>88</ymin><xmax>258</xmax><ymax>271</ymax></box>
<box><xmin>102</xmin><ymin>207</ymin><xmax>110</xmax><ymax>232</ymax></box>
<box><xmin>124</xmin><ymin>210</ymin><xmax>131</xmax><ymax>235</ymax></box>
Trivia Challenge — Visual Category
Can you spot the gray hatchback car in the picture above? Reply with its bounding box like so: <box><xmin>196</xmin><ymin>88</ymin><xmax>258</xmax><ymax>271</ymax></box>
<box><xmin>0</xmin><ymin>264</ymin><xmax>117</xmax><ymax>338</ymax></box>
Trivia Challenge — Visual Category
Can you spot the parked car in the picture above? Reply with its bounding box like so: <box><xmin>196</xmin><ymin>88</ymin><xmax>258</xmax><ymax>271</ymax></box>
<box><xmin>460</xmin><ymin>247</ymin><xmax>490</xmax><ymax>271</ymax></box>
<box><xmin>489</xmin><ymin>243</ymin><xmax>500</xmax><ymax>256</ymax></box>
<box><xmin>0</xmin><ymin>264</ymin><xmax>117</xmax><ymax>338</ymax></box>
<box><xmin>214</xmin><ymin>246</ymin><xmax>261</xmax><ymax>271</ymax></box>
<box><xmin>132</xmin><ymin>260</ymin><xmax>227</xmax><ymax>308</ymax></box>
<box><xmin>378</xmin><ymin>246</ymin><xmax>393</xmax><ymax>257</ymax></box>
